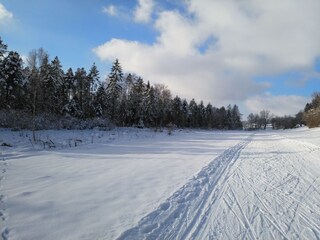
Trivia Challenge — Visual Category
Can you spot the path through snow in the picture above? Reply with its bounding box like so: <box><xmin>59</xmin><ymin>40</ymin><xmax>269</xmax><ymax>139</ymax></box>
<box><xmin>0</xmin><ymin>149</ymin><xmax>10</xmax><ymax>239</ymax></box>
<box><xmin>117</xmin><ymin>132</ymin><xmax>320</xmax><ymax>240</ymax></box>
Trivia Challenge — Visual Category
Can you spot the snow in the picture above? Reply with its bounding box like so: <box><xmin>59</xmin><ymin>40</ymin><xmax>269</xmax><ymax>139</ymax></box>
<box><xmin>0</xmin><ymin>127</ymin><xmax>319</xmax><ymax>239</ymax></box>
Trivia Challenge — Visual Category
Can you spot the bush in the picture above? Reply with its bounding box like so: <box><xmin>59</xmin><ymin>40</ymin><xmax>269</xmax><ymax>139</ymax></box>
<box><xmin>0</xmin><ymin>110</ymin><xmax>32</xmax><ymax>129</ymax></box>
<box><xmin>303</xmin><ymin>109</ymin><xmax>320</xmax><ymax>128</ymax></box>
<box><xmin>0</xmin><ymin>110</ymin><xmax>114</xmax><ymax>130</ymax></box>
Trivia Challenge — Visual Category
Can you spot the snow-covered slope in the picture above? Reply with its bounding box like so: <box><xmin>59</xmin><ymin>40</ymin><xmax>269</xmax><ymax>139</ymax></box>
<box><xmin>0</xmin><ymin>127</ymin><xmax>319</xmax><ymax>239</ymax></box>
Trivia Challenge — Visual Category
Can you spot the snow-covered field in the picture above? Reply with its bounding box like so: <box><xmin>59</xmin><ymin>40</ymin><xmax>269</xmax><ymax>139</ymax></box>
<box><xmin>0</xmin><ymin>127</ymin><xmax>319</xmax><ymax>239</ymax></box>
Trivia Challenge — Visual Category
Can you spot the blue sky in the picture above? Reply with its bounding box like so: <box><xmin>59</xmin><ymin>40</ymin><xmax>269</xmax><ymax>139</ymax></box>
<box><xmin>1</xmin><ymin>0</ymin><xmax>320</xmax><ymax>116</ymax></box>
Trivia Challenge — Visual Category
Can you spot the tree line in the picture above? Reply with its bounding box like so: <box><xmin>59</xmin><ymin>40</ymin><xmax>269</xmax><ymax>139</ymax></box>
<box><xmin>246</xmin><ymin>93</ymin><xmax>320</xmax><ymax>130</ymax></box>
<box><xmin>303</xmin><ymin>92</ymin><xmax>320</xmax><ymax>128</ymax></box>
<box><xmin>0</xmin><ymin>37</ymin><xmax>243</xmax><ymax>130</ymax></box>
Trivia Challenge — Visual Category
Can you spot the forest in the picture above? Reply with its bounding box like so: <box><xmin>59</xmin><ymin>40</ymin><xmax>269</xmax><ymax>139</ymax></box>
<box><xmin>0</xmin><ymin>38</ymin><xmax>242</xmax><ymax>130</ymax></box>
<box><xmin>0</xmin><ymin>37</ymin><xmax>319</xmax><ymax>130</ymax></box>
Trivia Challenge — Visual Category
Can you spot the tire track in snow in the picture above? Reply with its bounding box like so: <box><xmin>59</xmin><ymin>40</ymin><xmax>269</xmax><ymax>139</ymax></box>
<box><xmin>116</xmin><ymin>135</ymin><xmax>253</xmax><ymax>240</ymax></box>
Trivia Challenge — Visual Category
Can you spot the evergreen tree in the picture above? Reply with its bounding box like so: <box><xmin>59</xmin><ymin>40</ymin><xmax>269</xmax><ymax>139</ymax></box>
<box><xmin>0</xmin><ymin>37</ymin><xmax>7</xmax><ymax>58</ymax></box>
<box><xmin>189</xmin><ymin>99</ymin><xmax>198</xmax><ymax>128</ymax></box>
<box><xmin>93</xmin><ymin>83</ymin><xmax>108</xmax><ymax>117</ymax></box>
<box><xmin>129</xmin><ymin>77</ymin><xmax>146</xmax><ymax>125</ymax></box>
<box><xmin>50</xmin><ymin>56</ymin><xmax>64</xmax><ymax>113</ymax></box>
<box><xmin>86</xmin><ymin>63</ymin><xmax>100</xmax><ymax>117</ymax></box>
<box><xmin>226</xmin><ymin>104</ymin><xmax>233</xmax><ymax>129</ymax></box>
<box><xmin>74</xmin><ymin>67</ymin><xmax>88</xmax><ymax>117</ymax></box>
<box><xmin>145</xmin><ymin>85</ymin><xmax>157</xmax><ymax>127</ymax></box>
<box><xmin>0</xmin><ymin>51</ymin><xmax>24</xmax><ymax>109</ymax></box>
<box><xmin>88</xmin><ymin>63</ymin><xmax>100</xmax><ymax>94</ymax></box>
<box><xmin>62</xmin><ymin>68</ymin><xmax>75</xmax><ymax>112</ymax></box>
<box><xmin>205</xmin><ymin>103</ymin><xmax>214</xmax><ymax>128</ymax></box>
<box><xmin>38</xmin><ymin>54</ymin><xmax>52</xmax><ymax>113</ymax></box>
<box><xmin>231</xmin><ymin>104</ymin><xmax>242</xmax><ymax>129</ymax></box>
<box><xmin>181</xmin><ymin>99</ymin><xmax>189</xmax><ymax>127</ymax></box>
<box><xmin>106</xmin><ymin>59</ymin><xmax>123</xmax><ymax>122</ymax></box>
<box><xmin>172</xmin><ymin>95</ymin><xmax>183</xmax><ymax>127</ymax></box>
<box><xmin>217</xmin><ymin>106</ymin><xmax>228</xmax><ymax>129</ymax></box>
<box><xmin>198</xmin><ymin>100</ymin><xmax>205</xmax><ymax>128</ymax></box>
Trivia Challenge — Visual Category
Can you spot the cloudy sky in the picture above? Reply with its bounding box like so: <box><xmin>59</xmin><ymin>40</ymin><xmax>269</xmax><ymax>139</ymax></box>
<box><xmin>1</xmin><ymin>0</ymin><xmax>320</xmax><ymax>116</ymax></box>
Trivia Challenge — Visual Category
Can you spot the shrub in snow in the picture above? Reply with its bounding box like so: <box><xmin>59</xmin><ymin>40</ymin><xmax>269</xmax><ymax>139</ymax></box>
<box><xmin>0</xmin><ymin>110</ymin><xmax>114</xmax><ymax>130</ymax></box>
<box><xmin>303</xmin><ymin>109</ymin><xmax>320</xmax><ymax>128</ymax></box>
<box><xmin>166</xmin><ymin>123</ymin><xmax>176</xmax><ymax>135</ymax></box>
<box><xmin>0</xmin><ymin>110</ymin><xmax>32</xmax><ymax>129</ymax></box>
<box><xmin>137</xmin><ymin>119</ymin><xmax>145</xmax><ymax>129</ymax></box>
<box><xmin>303</xmin><ymin>92</ymin><xmax>320</xmax><ymax>128</ymax></box>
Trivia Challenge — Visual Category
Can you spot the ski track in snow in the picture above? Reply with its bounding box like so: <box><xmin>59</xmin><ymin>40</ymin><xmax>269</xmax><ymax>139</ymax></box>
<box><xmin>117</xmin><ymin>135</ymin><xmax>253</xmax><ymax>240</ymax></box>
<box><xmin>116</xmin><ymin>133</ymin><xmax>320</xmax><ymax>240</ymax></box>
<box><xmin>0</xmin><ymin>150</ymin><xmax>10</xmax><ymax>240</ymax></box>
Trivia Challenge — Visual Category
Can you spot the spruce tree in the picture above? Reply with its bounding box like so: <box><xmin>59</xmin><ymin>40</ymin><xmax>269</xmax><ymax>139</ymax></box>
<box><xmin>205</xmin><ymin>103</ymin><xmax>214</xmax><ymax>129</ymax></box>
<box><xmin>0</xmin><ymin>51</ymin><xmax>24</xmax><ymax>109</ymax></box>
<box><xmin>189</xmin><ymin>99</ymin><xmax>198</xmax><ymax>128</ymax></box>
<box><xmin>232</xmin><ymin>104</ymin><xmax>242</xmax><ymax>129</ymax></box>
<box><xmin>218</xmin><ymin>106</ymin><xmax>227</xmax><ymax>129</ymax></box>
<box><xmin>62</xmin><ymin>68</ymin><xmax>75</xmax><ymax>115</ymax></box>
<box><xmin>198</xmin><ymin>100</ymin><xmax>205</xmax><ymax>128</ymax></box>
<box><xmin>145</xmin><ymin>85</ymin><xmax>157</xmax><ymax>127</ymax></box>
<box><xmin>172</xmin><ymin>95</ymin><xmax>182</xmax><ymax>127</ymax></box>
<box><xmin>74</xmin><ymin>68</ymin><xmax>88</xmax><ymax>117</ymax></box>
<box><xmin>0</xmin><ymin>37</ymin><xmax>7</xmax><ymax>58</ymax></box>
<box><xmin>38</xmin><ymin>54</ymin><xmax>52</xmax><ymax>113</ymax></box>
<box><xmin>50</xmin><ymin>56</ymin><xmax>64</xmax><ymax>114</ymax></box>
<box><xmin>88</xmin><ymin>63</ymin><xmax>100</xmax><ymax>94</ymax></box>
<box><xmin>94</xmin><ymin>83</ymin><xmax>108</xmax><ymax>117</ymax></box>
<box><xmin>181</xmin><ymin>99</ymin><xmax>189</xmax><ymax>127</ymax></box>
<box><xmin>106</xmin><ymin>59</ymin><xmax>123</xmax><ymax>122</ymax></box>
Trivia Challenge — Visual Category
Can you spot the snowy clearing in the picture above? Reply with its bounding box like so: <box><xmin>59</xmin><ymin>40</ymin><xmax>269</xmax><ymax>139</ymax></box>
<box><xmin>0</xmin><ymin>127</ymin><xmax>319</xmax><ymax>239</ymax></box>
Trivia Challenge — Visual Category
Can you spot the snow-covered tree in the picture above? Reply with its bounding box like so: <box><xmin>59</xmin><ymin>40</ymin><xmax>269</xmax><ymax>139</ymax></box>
<box><xmin>50</xmin><ymin>56</ymin><xmax>64</xmax><ymax>113</ymax></box>
<box><xmin>88</xmin><ymin>63</ymin><xmax>100</xmax><ymax>94</ymax></box>
<box><xmin>232</xmin><ymin>104</ymin><xmax>242</xmax><ymax>129</ymax></box>
<box><xmin>144</xmin><ymin>85</ymin><xmax>157</xmax><ymax>127</ymax></box>
<box><xmin>93</xmin><ymin>83</ymin><xmax>108</xmax><ymax>117</ymax></box>
<box><xmin>0</xmin><ymin>51</ymin><xmax>24</xmax><ymax>109</ymax></box>
<box><xmin>198</xmin><ymin>100</ymin><xmax>205</xmax><ymax>128</ymax></box>
<box><xmin>189</xmin><ymin>99</ymin><xmax>198</xmax><ymax>128</ymax></box>
<box><xmin>181</xmin><ymin>99</ymin><xmax>189</xmax><ymax>127</ymax></box>
<box><xmin>205</xmin><ymin>103</ymin><xmax>214</xmax><ymax>128</ymax></box>
<box><xmin>260</xmin><ymin>109</ymin><xmax>270</xmax><ymax>129</ymax></box>
<box><xmin>0</xmin><ymin>37</ymin><xmax>7</xmax><ymax>59</ymax></box>
<box><xmin>303</xmin><ymin>92</ymin><xmax>320</xmax><ymax>128</ymax></box>
<box><xmin>62</xmin><ymin>68</ymin><xmax>75</xmax><ymax>107</ymax></box>
<box><xmin>106</xmin><ymin>59</ymin><xmax>123</xmax><ymax>122</ymax></box>
<box><xmin>86</xmin><ymin>63</ymin><xmax>101</xmax><ymax>118</ymax></box>
<box><xmin>128</xmin><ymin>76</ymin><xmax>146</xmax><ymax>125</ymax></box>
<box><xmin>74</xmin><ymin>67</ymin><xmax>89</xmax><ymax>117</ymax></box>
<box><xmin>172</xmin><ymin>95</ymin><xmax>182</xmax><ymax>127</ymax></box>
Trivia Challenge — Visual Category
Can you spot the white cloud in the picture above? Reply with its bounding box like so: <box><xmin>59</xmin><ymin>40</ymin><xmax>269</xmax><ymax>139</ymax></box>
<box><xmin>245</xmin><ymin>94</ymin><xmax>310</xmax><ymax>116</ymax></box>
<box><xmin>102</xmin><ymin>5</ymin><xmax>117</xmax><ymax>17</ymax></box>
<box><xmin>134</xmin><ymin>0</ymin><xmax>154</xmax><ymax>23</ymax></box>
<box><xmin>94</xmin><ymin>0</ymin><xmax>320</xmax><ymax>113</ymax></box>
<box><xmin>187</xmin><ymin>0</ymin><xmax>320</xmax><ymax>74</ymax></box>
<box><xmin>0</xmin><ymin>3</ymin><xmax>13</xmax><ymax>23</ymax></box>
